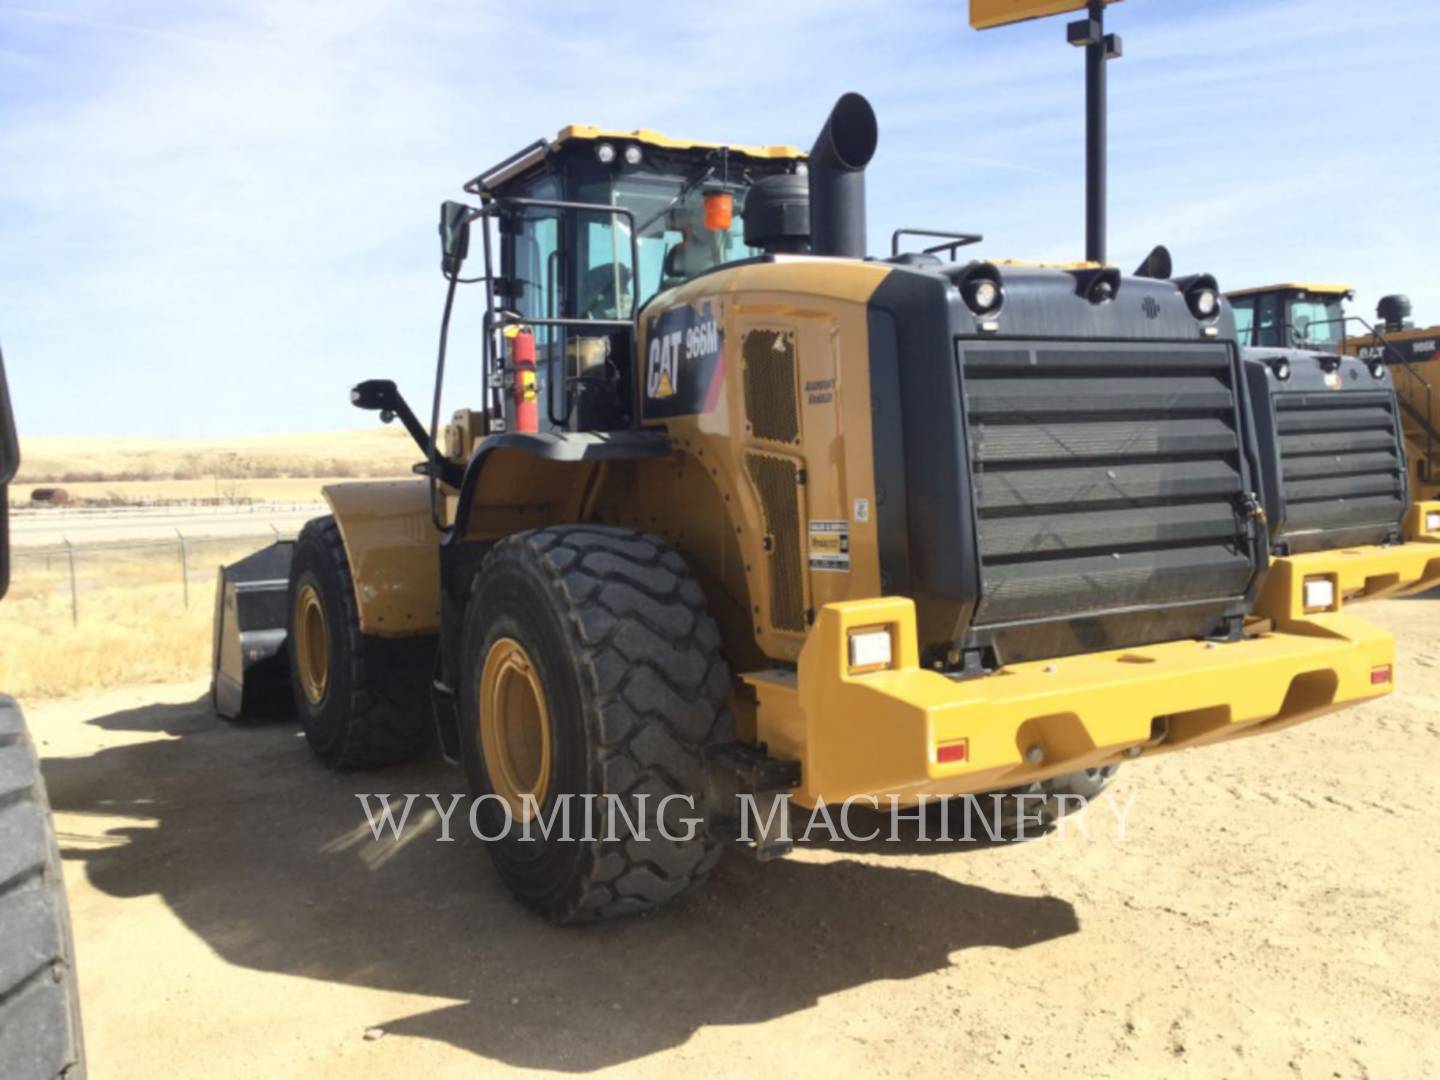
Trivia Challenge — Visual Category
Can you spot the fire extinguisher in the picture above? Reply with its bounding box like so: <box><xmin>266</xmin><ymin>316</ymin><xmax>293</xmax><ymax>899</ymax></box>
<box><xmin>509</xmin><ymin>326</ymin><xmax>538</xmax><ymax>433</ymax></box>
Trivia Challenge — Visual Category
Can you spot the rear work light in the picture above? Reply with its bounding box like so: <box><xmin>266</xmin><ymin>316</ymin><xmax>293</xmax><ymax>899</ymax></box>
<box><xmin>1427</xmin><ymin>511</ymin><xmax>1440</xmax><ymax>534</ymax></box>
<box><xmin>847</xmin><ymin>627</ymin><xmax>894</xmax><ymax>673</ymax></box>
<box><xmin>1303</xmin><ymin>576</ymin><xmax>1337</xmax><ymax>613</ymax></box>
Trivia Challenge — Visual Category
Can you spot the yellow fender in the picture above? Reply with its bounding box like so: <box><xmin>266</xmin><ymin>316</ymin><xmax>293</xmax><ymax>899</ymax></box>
<box><xmin>323</xmin><ymin>479</ymin><xmax>442</xmax><ymax>637</ymax></box>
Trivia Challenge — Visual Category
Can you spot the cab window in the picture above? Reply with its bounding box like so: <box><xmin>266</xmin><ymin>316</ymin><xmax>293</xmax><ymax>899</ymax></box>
<box><xmin>576</xmin><ymin>170</ymin><xmax>758</xmax><ymax>312</ymax></box>
<box><xmin>1230</xmin><ymin>296</ymin><xmax>1256</xmax><ymax>346</ymax></box>
<box><xmin>1256</xmin><ymin>292</ymin><xmax>1284</xmax><ymax>347</ymax></box>
<box><xmin>1288</xmin><ymin>297</ymin><xmax>1345</xmax><ymax>347</ymax></box>
<box><xmin>511</xmin><ymin>175</ymin><xmax>561</xmax><ymax>326</ymax></box>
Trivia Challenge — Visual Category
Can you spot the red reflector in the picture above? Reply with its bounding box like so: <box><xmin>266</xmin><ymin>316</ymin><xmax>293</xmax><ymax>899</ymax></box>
<box><xmin>937</xmin><ymin>740</ymin><xmax>969</xmax><ymax>764</ymax></box>
<box><xmin>1371</xmin><ymin>665</ymin><xmax>1393</xmax><ymax>686</ymax></box>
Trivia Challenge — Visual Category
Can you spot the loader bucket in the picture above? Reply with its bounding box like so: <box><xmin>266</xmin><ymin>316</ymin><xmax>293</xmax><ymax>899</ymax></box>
<box><xmin>211</xmin><ymin>541</ymin><xmax>295</xmax><ymax>720</ymax></box>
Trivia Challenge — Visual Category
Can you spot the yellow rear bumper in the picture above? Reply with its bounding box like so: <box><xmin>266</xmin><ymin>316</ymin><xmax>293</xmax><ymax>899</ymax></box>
<box><xmin>1258</xmin><ymin>502</ymin><xmax>1440</xmax><ymax>618</ymax></box>
<box><xmin>746</xmin><ymin>596</ymin><xmax>1394</xmax><ymax>808</ymax></box>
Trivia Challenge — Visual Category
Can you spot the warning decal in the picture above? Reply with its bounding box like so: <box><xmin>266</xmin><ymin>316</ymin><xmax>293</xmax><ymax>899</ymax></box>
<box><xmin>808</xmin><ymin>520</ymin><xmax>851</xmax><ymax>572</ymax></box>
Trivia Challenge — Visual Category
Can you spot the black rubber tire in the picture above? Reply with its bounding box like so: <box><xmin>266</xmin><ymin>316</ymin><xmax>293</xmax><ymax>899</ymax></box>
<box><xmin>987</xmin><ymin>765</ymin><xmax>1122</xmax><ymax>833</ymax></box>
<box><xmin>1042</xmin><ymin>765</ymin><xmax>1120</xmax><ymax>803</ymax></box>
<box><xmin>459</xmin><ymin>526</ymin><xmax>734</xmax><ymax>924</ymax></box>
<box><xmin>286</xmin><ymin>516</ymin><xmax>433</xmax><ymax>770</ymax></box>
<box><xmin>0</xmin><ymin>696</ymin><xmax>85</xmax><ymax>1080</ymax></box>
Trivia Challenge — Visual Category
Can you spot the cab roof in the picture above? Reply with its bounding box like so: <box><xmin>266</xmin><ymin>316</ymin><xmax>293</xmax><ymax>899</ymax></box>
<box><xmin>471</xmin><ymin>125</ymin><xmax>805</xmax><ymax>194</ymax></box>
<box><xmin>555</xmin><ymin>124</ymin><xmax>804</xmax><ymax>160</ymax></box>
<box><xmin>1225</xmin><ymin>282</ymin><xmax>1354</xmax><ymax>300</ymax></box>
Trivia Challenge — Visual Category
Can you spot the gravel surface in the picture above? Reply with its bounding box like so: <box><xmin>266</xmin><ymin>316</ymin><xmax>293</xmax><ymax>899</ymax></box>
<box><xmin>30</xmin><ymin>594</ymin><xmax>1440</xmax><ymax>1078</ymax></box>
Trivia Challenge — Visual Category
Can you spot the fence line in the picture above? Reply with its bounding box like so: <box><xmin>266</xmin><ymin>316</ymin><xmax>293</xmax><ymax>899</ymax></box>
<box><xmin>8</xmin><ymin>499</ymin><xmax>325</xmax><ymax>517</ymax></box>
<box><xmin>10</xmin><ymin>529</ymin><xmax>297</xmax><ymax>626</ymax></box>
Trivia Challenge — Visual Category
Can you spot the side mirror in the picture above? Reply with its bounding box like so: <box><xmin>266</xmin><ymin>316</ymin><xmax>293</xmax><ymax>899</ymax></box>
<box><xmin>439</xmin><ymin>200</ymin><xmax>472</xmax><ymax>276</ymax></box>
<box><xmin>0</xmin><ymin>346</ymin><xmax>18</xmax><ymax>601</ymax></box>
<box><xmin>350</xmin><ymin>379</ymin><xmax>399</xmax><ymax>412</ymax></box>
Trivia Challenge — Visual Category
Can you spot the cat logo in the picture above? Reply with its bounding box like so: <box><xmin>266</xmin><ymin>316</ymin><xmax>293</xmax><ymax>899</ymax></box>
<box><xmin>642</xmin><ymin>301</ymin><xmax>723</xmax><ymax>419</ymax></box>
<box><xmin>647</xmin><ymin>329</ymin><xmax>682</xmax><ymax>400</ymax></box>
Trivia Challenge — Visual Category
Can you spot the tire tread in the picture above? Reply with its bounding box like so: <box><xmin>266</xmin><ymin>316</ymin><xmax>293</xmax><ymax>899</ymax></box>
<box><xmin>0</xmin><ymin>696</ymin><xmax>85</xmax><ymax>1080</ymax></box>
<box><xmin>290</xmin><ymin>517</ymin><xmax>430</xmax><ymax>770</ymax></box>
<box><xmin>474</xmin><ymin>526</ymin><xmax>733</xmax><ymax>923</ymax></box>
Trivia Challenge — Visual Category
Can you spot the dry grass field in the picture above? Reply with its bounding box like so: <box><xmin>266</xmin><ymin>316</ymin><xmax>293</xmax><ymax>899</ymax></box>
<box><xmin>13</xmin><ymin>427</ymin><xmax>420</xmax><ymax>504</ymax></box>
<box><xmin>0</xmin><ymin>535</ymin><xmax>270</xmax><ymax>699</ymax></box>
<box><xmin>2</xmin><ymin>428</ymin><xmax>422</xmax><ymax>698</ymax></box>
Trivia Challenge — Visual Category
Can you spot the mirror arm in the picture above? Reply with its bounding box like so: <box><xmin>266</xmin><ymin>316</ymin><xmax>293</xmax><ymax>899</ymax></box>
<box><xmin>350</xmin><ymin>379</ymin><xmax>456</xmax><ymax>483</ymax></box>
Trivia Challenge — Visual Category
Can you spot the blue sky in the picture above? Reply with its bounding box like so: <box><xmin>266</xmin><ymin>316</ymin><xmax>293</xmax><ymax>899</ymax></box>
<box><xmin>2</xmin><ymin>0</ymin><xmax>1438</xmax><ymax>437</ymax></box>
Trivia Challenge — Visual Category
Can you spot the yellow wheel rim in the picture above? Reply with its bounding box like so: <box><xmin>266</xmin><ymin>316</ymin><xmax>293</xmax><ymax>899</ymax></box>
<box><xmin>295</xmin><ymin>583</ymin><xmax>330</xmax><ymax>706</ymax></box>
<box><xmin>479</xmin><ymin>637</ymin><xmax>552</xmax><ymax>822</ymax></box>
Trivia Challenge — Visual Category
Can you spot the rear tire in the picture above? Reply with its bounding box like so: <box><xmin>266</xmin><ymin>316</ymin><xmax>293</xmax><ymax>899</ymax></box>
<box><xmin>987</xmin><ymin>765</ymin><xmax>1121</xmax><ymax>833</ymax></box>
<box><xmin>459</xmin><ymin>526</ymin><xmax>734</xmax><ymax>923</ymax></box>
<box><xmin>1043</xmin><ymin>765</ymin><xmax>1120</xmax><ymax>803</ymax></box>
<box><xmin>286</xmin><ymin>516</ymin><xmax>432</xmax><ymax>769</ymax></box>
<box><xmin>0</xmin><ymin>696</ymin><xmax>85</xmax><ymax>1080</ymax></box>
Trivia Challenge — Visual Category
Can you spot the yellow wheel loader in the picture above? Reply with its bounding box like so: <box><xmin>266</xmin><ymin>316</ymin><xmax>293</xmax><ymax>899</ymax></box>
<box><xmin>1223</xmin><ymin>283</ymin><xmax>1440</xmax><ymax>608</ymax></box>
<box><xmin>209</xmin><ymin>92</ymin><xmax>1399</xmax><ymax>922</ymax></box>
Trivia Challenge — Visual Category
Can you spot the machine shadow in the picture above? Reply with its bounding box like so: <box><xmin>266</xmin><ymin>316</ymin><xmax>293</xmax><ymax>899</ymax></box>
<box><xmin>43</xmin><ymin>695</ymin><xmax>1079</xmax><ymax>1073</ymax></box>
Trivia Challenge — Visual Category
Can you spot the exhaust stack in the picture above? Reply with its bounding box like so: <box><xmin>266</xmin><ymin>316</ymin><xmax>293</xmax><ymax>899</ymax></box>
<box><xmin>808</xmin><ymin>92</ymin><xmax>878</xmax><ymax>259</ymax></box>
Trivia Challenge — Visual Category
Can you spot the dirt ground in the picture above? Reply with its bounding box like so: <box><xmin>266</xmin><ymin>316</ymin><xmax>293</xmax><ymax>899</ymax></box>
<box><xmin>29</xmin><ymin>595</ymin><xmax>1440</xmax><ymax>1079</ymax></box>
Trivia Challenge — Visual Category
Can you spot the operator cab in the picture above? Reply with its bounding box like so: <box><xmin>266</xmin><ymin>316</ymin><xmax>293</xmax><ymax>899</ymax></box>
<box><xmin>466</xmin><ymin>128</ymin><xmax>806</xmax><ymax>433</ymax></box>
<box><xmin>1225</xmin><ymin>283</ymin><xmax>1353</xmax><ymax>350</ymax></box>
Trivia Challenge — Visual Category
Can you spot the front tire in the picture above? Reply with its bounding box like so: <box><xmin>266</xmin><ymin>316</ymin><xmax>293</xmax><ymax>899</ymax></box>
<box><xmin>459</xmin><ymin>526</ymin><xmax>734</xmax><ymax>923</ymax></box>
<box><xmin>286</xmin><ymin>516</ymin><xmax>432</xmax><ymax>769</ymax></box>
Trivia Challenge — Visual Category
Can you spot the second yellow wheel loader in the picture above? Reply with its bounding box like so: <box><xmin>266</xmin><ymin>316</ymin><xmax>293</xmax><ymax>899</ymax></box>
<box><xmin>1223</xmin><ymin>283</ymin><xmax>1440</xmax><ymax>609</ymax></box>
<box><xmin>212</xmin><ymin>91</ymin><xmax>1398</xmax><ymax>923</ymax></box>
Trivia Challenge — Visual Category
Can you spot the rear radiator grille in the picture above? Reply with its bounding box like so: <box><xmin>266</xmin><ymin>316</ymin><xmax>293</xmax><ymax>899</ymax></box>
<box><xmin>745</xmin><ymin>452</ymin><xmax>806</xmax><ymax>632</ymax></box>
<box><xmin>742</xmin><ymin>329</ymin><xmax>800</xmax><ymax>445</ymax></box>
<box><xmin>961</xmin><ymin>342</ymin><xmax>1254</xmax><ymax>628</ymax></box>
<box><xmin>1273</xmin><ymin>390</ymin><xmax>1406</xmax><ymax>544</ymax></box>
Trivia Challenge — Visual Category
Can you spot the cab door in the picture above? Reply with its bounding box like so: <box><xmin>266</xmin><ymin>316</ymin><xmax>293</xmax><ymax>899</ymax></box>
<box><xmin>505</xmin><ymin>175</ymin><xmax>564</xmax><ymax>429</ymax></box>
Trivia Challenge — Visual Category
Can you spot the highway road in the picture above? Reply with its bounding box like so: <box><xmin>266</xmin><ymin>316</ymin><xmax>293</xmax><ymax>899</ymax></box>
<box><xmin>9</xmin><ymin>503</ymin><xmax>327</xmax><ymax>547</ymax></box>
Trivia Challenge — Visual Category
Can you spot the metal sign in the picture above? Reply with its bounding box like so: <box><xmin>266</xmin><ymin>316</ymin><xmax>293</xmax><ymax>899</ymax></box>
<box><xmin>970</xmin><ymin>0</ymin><xmax>1119</xmax><ymax>30</ymax></box>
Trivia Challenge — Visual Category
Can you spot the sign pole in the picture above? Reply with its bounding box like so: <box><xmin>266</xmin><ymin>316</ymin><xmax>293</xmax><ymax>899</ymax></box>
<box><xmin>1068</xmin><ymin>1</ymin><xmax>1122</xmax><ymax>264</ymax></box>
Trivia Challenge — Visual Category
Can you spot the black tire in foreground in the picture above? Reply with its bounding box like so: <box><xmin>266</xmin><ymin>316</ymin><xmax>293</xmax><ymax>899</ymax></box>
<box><xmin>286</xmin><ymin>516</ymin><xmax>433</xmax><ymax>770</ymax></box>
<box><xmin>0</xmin><ymin>696</ymin><xmax>85</xmax><ymax>1080</ymax></box>
<box><xmin>459</xmin><ymin>526</ymin><xmax>734</xmax><ymax>924</ymax></box>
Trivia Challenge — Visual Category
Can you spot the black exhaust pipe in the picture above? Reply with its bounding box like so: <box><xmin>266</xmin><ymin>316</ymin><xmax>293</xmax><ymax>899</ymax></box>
<box><xmin>809</xmin><ymin>92</ymin><xmax>878</xmax><ymax>259</ymax></box>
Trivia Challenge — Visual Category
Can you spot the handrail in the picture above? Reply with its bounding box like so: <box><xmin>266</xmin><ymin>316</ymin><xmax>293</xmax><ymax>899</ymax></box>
<box><xmin>890</xmin><ymin>227</ymin><xmax>984</xmax><ymax>260</ymax></box>
<box><xmin>1345</xmin><ymin>315</ymin><xmax>1439</xmax><ymax>467</ymax></box>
